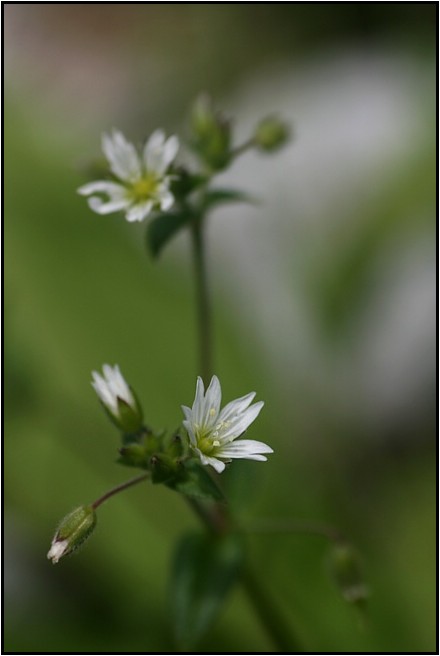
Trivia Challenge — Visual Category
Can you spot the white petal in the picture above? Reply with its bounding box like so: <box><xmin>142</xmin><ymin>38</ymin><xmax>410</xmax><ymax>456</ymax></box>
<box><xmin>47</xmin><ymin>540</ymin><xmax>69</xmax><ymax>564</ymax></box>
<box><xmin>102</xmin><ymin>130</ymin><xmax>141</xmax><ymax>182</ymax></box>
<box><xmin>125</xmin><ymin>201</ymin><xmax>153</xmax><ymax>222</ymax></box>
<box><xmin>88</xmin><ymin>196</ymin><xmax>130</xmax><ymax>215</ymax></box>
<box><xmin>191</xmin><ymin>376</ymin><xmax>206</xmax><ymax>425</ymax></box>
<box><xmin>106</xmin><ymin>364</ymin><xmax>133</xmax><ymax>406</ymax></box>
<box><xmin>194</xmin><ymin>448</ymin><xmax>226</xmax><ymax>473</ymax></box>
<box><xmin>217</xmin><ymin>391</ymin><xmax>256</xmax><ymax>424</ymax></box>
<box><xmin>220</xmin><ymin>401</ymin><xmax>264</xmax><ymax>441</ymax></box>
<box><xmin>91</xmin><ymin>370</ymin><xmax>118</xmax><ymax>412</ymax></box>
<box><xmin>77</xmin><ymin>180</ymin><xmax>126</xmax><ymax>197</ymax></box>
<box><xmin>183</xmin><ymin>420</ymin><xmax>197</xmax><ymax>447</ymax></box>
<box><xmin>159</xmin><ymin>188</ymin><xmax>175</xmax><ymax>211</ymax></box>
<box><xmin>181</xmin><ymin>405</ymin><xmax>192</xmax><ymax>420</ymax></box>
<box><xmin>218</xmin><ymin>439</ymin><xmax>273</xmax><ymax>458</ymax></box>
<box><xmin>162</xmin><ymin>135</ymin><xmax>179</xmax><ymax>170</ymax></box>
<box><xmin>201</xmin><ymin>375</ymin><xmax>222</xmax><ymax>427</ymax></box>
<box><xmin>144</xmin><ymin>129</ymin><xmax>166</xmax><ymax>173</ymax></box>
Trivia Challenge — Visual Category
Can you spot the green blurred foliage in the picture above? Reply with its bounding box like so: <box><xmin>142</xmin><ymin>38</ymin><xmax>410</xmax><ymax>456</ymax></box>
<box><xmin>4</xmin><ymin>4</ymin><xmax>436</xmax><ymax>653</ymax></box>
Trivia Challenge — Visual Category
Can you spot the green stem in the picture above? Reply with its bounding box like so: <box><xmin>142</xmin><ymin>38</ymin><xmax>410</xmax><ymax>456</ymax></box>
<box><xmin>187</xmin><ymin>495</ymin><xmax>303</xmax><ymax>652</ymax></box>
<box><xmin>191</xmin><ymin>216</ymin><xmax>213</xmax><ymax>383</ymax></box>
<box><xmin>250</xmin><ymin>518</ymin><xmax>344</xmax><ymax>542</ymax></box>
<box><xmin>189</xmin><ymin>210</ymin><xmax>303</xmax><ymax>651</ymax></box>
<box><xmin>91</xmin><ymin>472</ymin><xmax>149</xmax><ymax>509</ymax></box>
<box><xmin>242</xmin><ymin>563</ymin><xmax>302</xmax><ymax>653</ymax></box>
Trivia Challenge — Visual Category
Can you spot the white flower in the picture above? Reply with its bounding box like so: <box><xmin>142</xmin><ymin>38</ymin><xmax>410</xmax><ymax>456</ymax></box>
<box><xmin>78</xmin><ymin>129</ymin><xmax>179</xmax><ymax>222</ymax></box>
<box><xmin>91</xmin><ymin>364</ymin><xmax>143</xmax><ymax>432</ymax></box>
<box><xmin>182</xmin><ymin>375</ymin><xmax>273</xmax><ymax>473</ymax></box>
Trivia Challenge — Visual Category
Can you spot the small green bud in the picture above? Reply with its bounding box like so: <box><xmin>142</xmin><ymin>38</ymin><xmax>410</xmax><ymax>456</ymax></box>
<box><xmin>254</xmin><ymin>116</ymin><xmax>290</xmax><ymax>152</ymax></box>
<box><xmin>47</xmin><ymin>505</ymin><xmax>97</xmax><ymax>564</ymax></box>
<box><xmin>328</xmin><ymin>542</ymin><xmax>368</xmax><ymax>606</ymax></box>
<box><xmin>118</xmin><ymin>443</ymin><xmax>150</xmax><ymax>468</ymax></box>
<box><xmin>169</xmin><ymin>434</ymin><xmax>185</xmax><ymax>458</ymax></box>
<box><xmin>150</xmin><ymin>453</ymin><xmax>182</xmax><ymax>484</ymax></box>
<box><xmin>189</xmin><ymin>94</ymin><xmax>231</xmax><ymax>171</ymax></box>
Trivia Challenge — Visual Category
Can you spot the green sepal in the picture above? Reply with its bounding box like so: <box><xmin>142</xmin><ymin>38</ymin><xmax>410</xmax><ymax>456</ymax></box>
<box><xmin>99</xmin><ymin>388</ymin><xmax>143</xmax><ymax>435</ymax></box>
<box><xmin>115</xmin><ymin>397</ymin><xmax>144</xmax><ymax>434</ymax></box>
<box><xmin>118</xmin><ymin>432</ymin><xmax>162</xmax><ymax>469</ymax></box>
<box><xmin>117</xmin><ymin>443</ymin><xmax>151</xmax><ymax>469</ymax></box>
<box><xmin>150</xmin><ymin>453</ymin><xmax>183</xmax><ymax>484</ymax></box>
<box><xmin>147</xmin><ymin>208</ymin><xmax>193</xmax><ymax>258</ymax></box>
<box><xmin>166</xmin><ymin>460</ymin><xmax>225</xmax><ymax>502</ymax></box>
<box><xmin>164</xmin><ymin>433</ymin><xmax>186</xmax><ymax>459</ymax></box>
<box><xmin>201</xmin><ymin>188</ymin><xmax>256</xmax><ymax>213</ymax></box>
<box><xmin>170</xmin><ymin>530</ymin><xmax>244</xmax><ymax>649</ymax></box>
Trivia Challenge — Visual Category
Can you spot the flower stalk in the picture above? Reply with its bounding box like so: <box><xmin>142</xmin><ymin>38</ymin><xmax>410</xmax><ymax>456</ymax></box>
<box><xmin>91</xmin><ymin>472</ymin><xmax>150</xmax><ymax>510</ymax></box>
<box><xmin>191</xmin><ymin>216</ymin><xmax>213</xmax><ymax>385</ymax></box>
<box><xmin>188</xmin><ymin>207</ymin><xmax>301</xmax><ymax>652</ymax></box>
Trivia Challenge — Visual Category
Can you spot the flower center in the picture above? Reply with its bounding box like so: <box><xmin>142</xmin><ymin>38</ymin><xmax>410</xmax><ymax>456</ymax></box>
<box><xmin>197</xmin><ymin>437</ymin><xmax>217</xmax><ymax>454</ymax></box>
<box><xmin>194</xmin><ymin>418</ymin><xmax>231</xmax><ymax>456</ymax></box>
<box><xmin>130</xmin><ymin>174</ymin><xmax>158</xmax><ymax>202</ymax></box>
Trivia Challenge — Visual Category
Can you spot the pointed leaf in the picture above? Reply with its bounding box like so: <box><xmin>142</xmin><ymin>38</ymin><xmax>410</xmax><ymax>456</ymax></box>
<box><xmin>201</xmin><ymin>188</ymin><xmax>256</xmax><ymax>212</ymax></box>
<box><xmin>147</xmin><ymin>209</ymin><xmax>192</xmax><ymax>258</ymax></box>
<box><xmin>171</xmin><ymin>530</ymin><xmax>244</xmax><ymax>649</ymax></box>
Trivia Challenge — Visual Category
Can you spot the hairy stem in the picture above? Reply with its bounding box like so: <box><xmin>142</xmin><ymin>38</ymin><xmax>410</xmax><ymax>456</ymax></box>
<box><xmin>91</xmin><ymin>473</ymin><xmax>149</xmax><ymax>510</ymax></box>
<box><xmin>250</xmin><ymin>518</ymin><xmax>344</xmax><ymax>542</ymax></box>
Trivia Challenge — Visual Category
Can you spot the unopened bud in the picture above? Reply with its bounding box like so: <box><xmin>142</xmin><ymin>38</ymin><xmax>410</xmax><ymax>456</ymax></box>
<box><xmin>254</xmin><ymin>116</ymin><xmax>290</xmax><ymax>152</ymax></box>
<box><xmin>47</xmin><ymin>505</ymin><xmax>97</xmax><ymax>564</ymax></box>
<box><xmin>328</xmin><ymin>542</ymin><xmax>368</xmax><ymax>606</ymax></box>
<box><xmin>91</xmin><ymin>364</ymin><xmax>144</xmax><ymax>434</ymax></box>
<box><xmin>189</xmin><ymin>94</ymin><xmax>231</xmax><ymax>171</ymax></box>
<box><xmin>150</xmin><ymin>453</ymin><xmax>181</xmax><ymax>484</ymax></box>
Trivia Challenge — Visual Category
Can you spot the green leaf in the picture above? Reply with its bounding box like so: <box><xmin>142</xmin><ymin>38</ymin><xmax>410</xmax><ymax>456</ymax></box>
<box><xmin>147</xmin><ymin>209</ymin><xmax>192</xmax><ymax>258</ymax></box>
<box><xmin>201</xmin><ymin>188</ymin><xmax>256</xmax><ymax>212</ymax></box>
<box><xmin>166</xmin><ymin>460</ymin><xmax>225</xmax><ymax>502</ymax></box>
<box><xmin>170</xmin><ymin>530</ymin><xmax>244</xmax><ymax>649</ymax></box>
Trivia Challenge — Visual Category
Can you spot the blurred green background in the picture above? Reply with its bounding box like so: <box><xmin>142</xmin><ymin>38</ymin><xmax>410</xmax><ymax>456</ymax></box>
<box><xmin>4</xmin><ymin>4</ymin><xmax>436</xmax><ymax>653</ymax></box>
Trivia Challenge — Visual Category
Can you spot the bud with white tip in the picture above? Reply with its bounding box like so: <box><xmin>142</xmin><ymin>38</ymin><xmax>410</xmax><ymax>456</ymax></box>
<box><xmin>92</xmin><ymin>364</ymin><xmax>143</xmax><ymax>434</ymax></box>
<box><xmin>47</xmin><ymin>505</ymin><xmax>97</xmax><ymax>564</ymax></box>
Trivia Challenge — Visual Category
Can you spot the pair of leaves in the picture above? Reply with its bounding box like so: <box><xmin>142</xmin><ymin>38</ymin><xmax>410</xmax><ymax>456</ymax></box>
<box><xmin>147</xmin><ymin>188</ymin><xmax>253</xmax><ymax>258</ymax></box>
<box><xmin>170</xmin><ymin>530</ymin><xmax>244</xmax><ymax>650</ymax></box>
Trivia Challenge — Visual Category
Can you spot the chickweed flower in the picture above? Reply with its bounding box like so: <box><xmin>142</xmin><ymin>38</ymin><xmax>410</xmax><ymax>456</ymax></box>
<box><xmin>92</xmin><ymin>364</ymin><xmax>143</xmax><ymax>433</ymax></box>
<box><xmin>182</xmin><ymin>375</ymin><xmax>273</xmax><ymax>473</ymax></box>
<box><xmin>78</xmin><ymin>129</ymin><xmax>179</xmax><ymax>222</ymax></box>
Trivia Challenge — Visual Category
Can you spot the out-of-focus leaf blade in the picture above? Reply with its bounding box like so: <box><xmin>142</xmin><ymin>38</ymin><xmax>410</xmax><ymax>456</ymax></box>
<box><xmin>202</xmin><ymin>188</ymin><xmax>256</xmax><ymax>212</ymax></box>
<box><xmin>171</xmin><ymin>530</ymin><xmax>244</xmax><ymax>649</ymax></box>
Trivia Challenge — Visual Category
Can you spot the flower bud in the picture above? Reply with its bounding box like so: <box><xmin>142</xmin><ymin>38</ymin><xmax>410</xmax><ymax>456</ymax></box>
<box><xmin>189</xmin><ymin>94</ymin><xmax>231</xmax><ymax>171</ymax></box>
<box><xmin>150</xmin><ymin>453</ymin><xmax>182</xmax><ymax>484</ymax></box>
<box><xmin>254</xmin><ymin>116</ymin><xmax>290</xmax><ymax>152</ymax></box>
<box><xmin>91</xmin><ymin>364</ymin><xmax>143</xmax><ymax>434</ymax></box>
<box><xmin>328</xmin><ymin>542</ymin><xmax>368</xmax><ymax>606</ymax></box>
<box><xmin>47</xmin><ymin>505</ymin><xmax>97</xmax><ymax>564</ymax></box>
